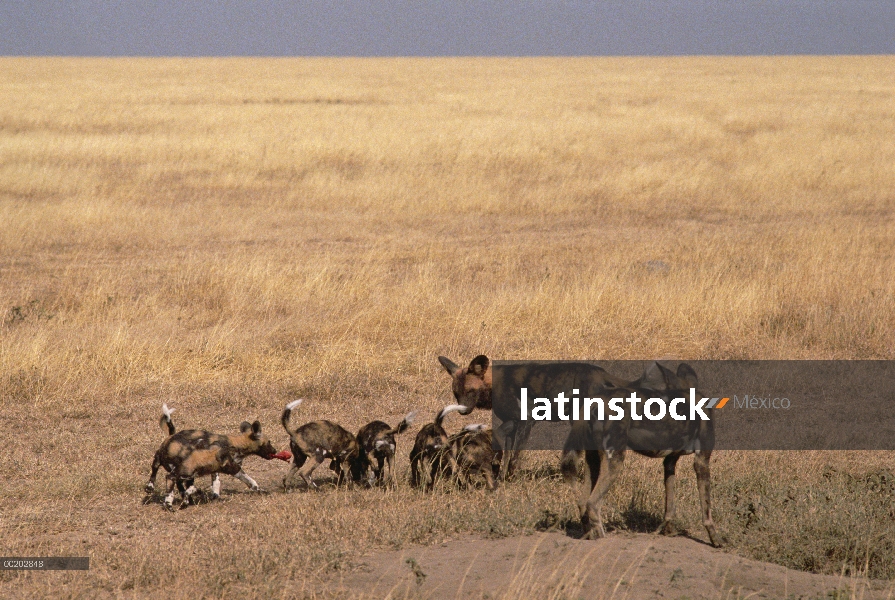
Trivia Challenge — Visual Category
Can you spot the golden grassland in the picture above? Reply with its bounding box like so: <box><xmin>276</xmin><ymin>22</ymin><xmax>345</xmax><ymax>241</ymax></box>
<box><xmin>1</xmin><ymin>56</ymin><xmax>894</xmax><ymax>597</ymax></box>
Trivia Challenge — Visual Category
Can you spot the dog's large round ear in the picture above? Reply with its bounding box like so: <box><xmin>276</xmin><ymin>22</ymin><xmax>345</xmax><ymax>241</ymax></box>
<box><xmin>438</xmin><ymin>355</ymin><xmax>460</xmax><ymax>376</ymax></box>
<box><xmin>239</xmin><ymin>421</ymin><xmax>253</xmax><ymax>433</ymax></box>
<box><xmin>469</xmin><ymin>355</ymin><xmax>490</xmax><ymax>377</ymax></box>
<box><xmin>251</xmin><ymin>420</ymin><xmax>262</xmax><ymax>438</ymax></box>
<box><xmin>676</xmin><ymin>363</ymin><xmax>698</xmax><ymax>389</ymax></box>
<box><xmin>640</xmin><ymin>362</ymin><xmax>668</xmax><ymax>391</ymax></box>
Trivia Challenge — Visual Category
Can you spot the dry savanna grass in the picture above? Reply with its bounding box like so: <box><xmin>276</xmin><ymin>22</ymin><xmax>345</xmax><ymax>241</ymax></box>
<box><xmin>1</xmin><ymin>56</ymin><xmax>894</xmax><ymax>598</ymax></box>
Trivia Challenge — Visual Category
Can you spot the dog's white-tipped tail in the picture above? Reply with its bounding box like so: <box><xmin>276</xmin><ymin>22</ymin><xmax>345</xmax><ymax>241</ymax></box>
<box><xmin>159</xmin><ymin>403</ymin><xmax>176</xmax><ymax>436</ymax></box>
<box><xmin>281</xmin><ymin>399</ymin><xmax>303</xmax><ymax>436</ymax></box>
<box><xmin>436</xmin><ymin>404</ymin><xmax>466</xmax><ymax>425</ymax></box>
<box><xmin>391</xmin><ymin>410</ymin><xmax>418</xmax><ymax>435</ymax></box>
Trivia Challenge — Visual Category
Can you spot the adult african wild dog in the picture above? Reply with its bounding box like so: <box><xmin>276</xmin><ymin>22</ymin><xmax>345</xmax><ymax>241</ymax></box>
<box><xmin>281</xmin><ymin>399</ymin><xmax>366</xmax><ymax>489</ymax></box>
<box><xmin>560</xmin><ymin>362</ymin><xmax>722</xmax><ymax>547</ymax></box>
<box><xmin>449</xmin><ymin>425</ymin><xmax>498</xmax><ymax>491</ymax></box>
<box><xmin>409</xmin><ymin>404</ymin><xmax>464</xmax><ymax>491</ymax></box>
<box><xmin>356</xmin><ymin>411</ymin><xmax>417</xmax><ymax>486</ymax></box>
<box><xmin>145</xmin><ymin>404</ymin><xmax>283</xmax><ymax>510</ymax></box>
<box><xmin>440</xmin><ymin>354</ymin><xmax>627</xmax><ymax>482</ymax></box>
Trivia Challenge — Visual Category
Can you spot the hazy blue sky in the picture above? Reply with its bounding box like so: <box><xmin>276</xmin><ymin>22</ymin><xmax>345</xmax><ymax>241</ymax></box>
<box><xmin>3</xmin><ymin>1</ymin><xmax>893</xmax><ymax>56</ymax></box>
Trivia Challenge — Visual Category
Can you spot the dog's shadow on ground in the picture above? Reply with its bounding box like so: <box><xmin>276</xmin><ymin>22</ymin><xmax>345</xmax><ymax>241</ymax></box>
<box><xmin>534</xmin><ymin>505</ymin><xmax>716</xmax><ymax>548</ymax></box>
<box><xmin>141</xmin><ymin>493</ymin><xmax>208</xmax><ymax>508</ymax></box>
<box><xmin>140</xmin><ymin>489</ymin><xmax>234</xmax><ymax>508</ymax></box>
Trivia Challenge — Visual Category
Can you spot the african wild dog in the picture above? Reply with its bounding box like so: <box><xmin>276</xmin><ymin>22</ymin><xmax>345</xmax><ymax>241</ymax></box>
<box><xmin>356</xmin><ymin>411</ymin><xmax>417</xmax><ymax>487</ymax></box>
<box><xmin>560</xmin><ymin>362</ymin><xmax>722</xmax><ymax>547</ymax></box>
<box><xmin>145</xmin><ymin>404</ymin><xmax>286</xmax><ymax>510</ymax></box>
<box><xmin>409</xmin><ymin>404</ymin><xmax>464</xmax><ymax>491</ymax></box>
<box><xmin>280</xmin><ymin>399</ymin><xmax>366</xmax><ymax>489</ymax></box>
<box><xmin>448</xmin><ymin>424</ymin><xmax>498</xmax><ymax>491</ymax></box>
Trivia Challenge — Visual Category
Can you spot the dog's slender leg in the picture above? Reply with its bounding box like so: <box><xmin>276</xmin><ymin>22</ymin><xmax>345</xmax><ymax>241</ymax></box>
<box><xmin>145</xmin><ymin>456</ymin><xmax>161</xmax><ymax>494</ymax></box>
<box><xmin>446</xmin><ymin>452</ymin><xmax>460</xmax><ymax>485</ymax></box>
<box><xmin>482</xmin><ymin>465</ymin><xmax>497</xmax><ymax>492</ymax></box>
<box><xmin>210</xmin><ymin>473</ymin><xmax>221</xmax><ymax>500</ymax></box>
<box><xmin>283</xmin><ymin>453</ymin><xmax>307</xmax><ymax>491</ymax></box>
<box><xmin>694</xmin><ymin>451</ymin><xmax>722</xmax><ymax>547</ymax></box>
<box><xmin>495</xmin><ymin>420</ymin><xmax>529</xmax><ymax>481</ymax></box>
<box><xmin>658</xmin><ymin>455</ymin><xmax>679</xmax><ymax>535</ymax></box>
<box><xmin>283</xmin><ymin>464</ymin><xmax>300</xmax><ymax>491</ymax></box>
<box><xmin>496</xmin><ymin>421</ymin><xmax>515</xmax><ymax>482</ymax></box>
<box><xmin>332</xmin><ymin>459</ymin><xmax>345</xmax><ymax>486</ymax></box>
<box><xmin>163</xmin><ymin>476</ymin><xmax>178</xmax><ymax>511</ymax></box>
<box><xmin>180</xmin><ymin>483</ymin><xmax>199</xmax><ymax>510</ymax></box>
<box><xmin>582</xmin><ymin>450</ymin><xmax>625</xmax><ymax>540</ymax></box>
<box><xmin>234</xmin><ymin>470</ymin><xmax>261</xmax><ymax>492</ymax></box>
<box><xmin>385</xmin><ymin>455</ymin><xmax>393</xmax><ymax>488</ymax></box>
<box><xmin>410</xmin><ymin>456</ymin><xmax>421</xmax><ymax>488</ymax></box>
<box><xmin>457</xmin><ymin>467</ymin><xmax>470</xmax><ymax>490</ymax></box>
<box><xmin>578</xmin><ymin>450</ymin><xmax>600</xmax><ymax>532</ymax></box>
<box><xmin>298</xmin><ymin>458</ymin><xmax>322</xmax><ymax>489</ymax></box>
<box><xmin>420</xmin><ymin>456</ymin><xmax>433</xmax><ymax>491</ymax></box>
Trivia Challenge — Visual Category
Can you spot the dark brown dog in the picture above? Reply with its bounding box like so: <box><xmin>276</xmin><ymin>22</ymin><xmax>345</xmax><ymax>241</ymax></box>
<box><xmin>449</xmin><ymin>424</ymin><xmax>498</xmax><ymax>491</ymax></box>
<box><xmin>356</xmin><ymin>411</ymin><xmax>416</xmax><ymax>486</ymax></box>
<box><xmin>409</xmin><ymin>404</ymin><xmax>464</xmax><ymax>491</ymax></box>
<box><xmin>280</xmin><ymin>399</ymin><xmax>366</xmax><ymax>490</ymax></box>
<box><xmin>145</xmin><ymin>404</ymin><xmax>282</xmax><ymax>510</ymax></box>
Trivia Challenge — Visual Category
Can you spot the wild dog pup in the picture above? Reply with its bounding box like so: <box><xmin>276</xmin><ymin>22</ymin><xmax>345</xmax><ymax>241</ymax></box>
<box><xmin>409</xmin><ymin>404</ymin><xmax>464</xmax><ymax>491</ymax></box>
<box><xmin>146</xmin><ymin>404</ymin><xmax>286</xmax><ymax>510</ymax></box>
<box><xmin>356</xmin><ymin>411</ymin><xmax>417</xmax><ymax>486</ymax></box>
<box><xmin>449</xmin><ymin>424</ymin><xmax>498</xmax><ymax>491</ymax></box>
<box><xmin>281</xmin><ymin>399</ymin><xmax>366</xmax><ymax>490</ymax></box>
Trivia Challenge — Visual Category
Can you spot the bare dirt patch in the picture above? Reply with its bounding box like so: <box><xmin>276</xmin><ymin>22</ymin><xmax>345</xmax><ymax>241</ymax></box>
<box><xmin>331</xmin><ymin>533</ymin><xmax>894</xmax><ymax>600</ymax></box>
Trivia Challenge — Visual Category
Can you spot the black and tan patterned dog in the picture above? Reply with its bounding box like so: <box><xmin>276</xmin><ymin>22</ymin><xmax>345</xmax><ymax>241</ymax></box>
<box><xmin>280</xmin><ymin>399</ymin><xmax>367</xmax><ymax>490</ymax></box>
<box><xmin>145</xmin><ymin>404</ymin><xmax>287</xmax><ymax>510</ymax></box>
<box><xmin>409</xmin><ymin>404</ymin><xmax>465</xmax><ymax>491</ymax></box>
<box><xmin>356</xmin><ymin>411</ymin><xmax>417</xmax><ymax>487</ymax></box>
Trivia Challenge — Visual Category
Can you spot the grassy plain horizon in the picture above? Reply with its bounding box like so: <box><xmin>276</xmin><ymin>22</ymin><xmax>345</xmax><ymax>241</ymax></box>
<box><xmin>1</xmin><ymin>56</ymin><xmax>894</xmax><ymax>597</ymax></box>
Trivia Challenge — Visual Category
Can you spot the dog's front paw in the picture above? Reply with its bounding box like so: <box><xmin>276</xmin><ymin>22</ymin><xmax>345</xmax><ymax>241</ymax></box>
<box><xmin>144</xmin><ymin>482</ymin><xmax>155</xmax><ymax>494</ymax></box>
